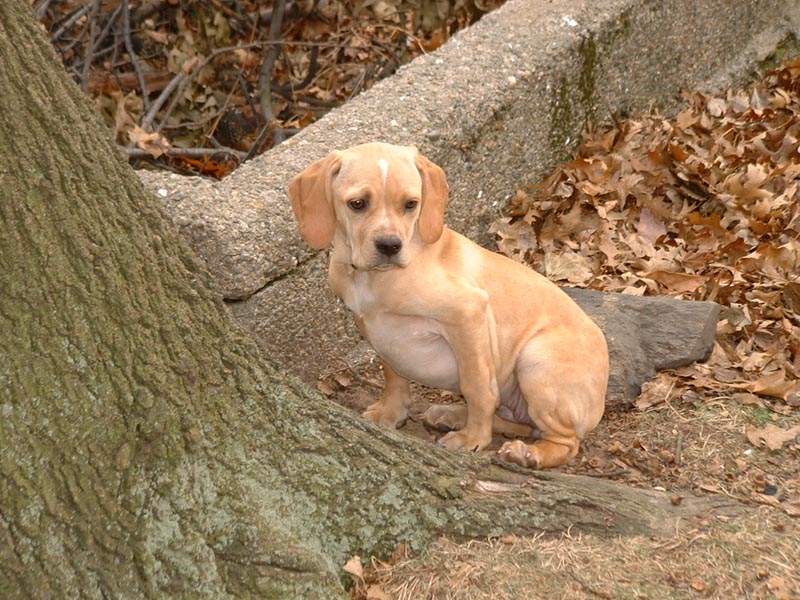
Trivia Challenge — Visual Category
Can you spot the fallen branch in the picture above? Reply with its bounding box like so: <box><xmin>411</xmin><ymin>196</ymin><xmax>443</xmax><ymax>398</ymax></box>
<box><xmin>34</xmin><ymin>0</ymin><xmax>54</xmax><ymax>20</ymax></box>
<box><xmin>119</xmin><ymin>145</ymin><xmax>247</xmax><ymax>161</ymax></box>
<box><xmin>91</xmin><ymin>5</ymin><xmax>122</xmax><ymax>56</ymax></box>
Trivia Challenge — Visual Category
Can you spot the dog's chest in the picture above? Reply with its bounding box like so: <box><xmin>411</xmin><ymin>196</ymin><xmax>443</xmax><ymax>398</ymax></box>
<box><xmin>342</xmin><ymin>276</ymin><xmax>460</xmax><ymax>391</ymax></box>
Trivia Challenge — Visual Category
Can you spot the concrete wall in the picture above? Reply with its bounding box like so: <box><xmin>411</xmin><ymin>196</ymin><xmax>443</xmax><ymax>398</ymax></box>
<box><xmin>139</xmin><ymin>0</ymin><xmax>800</xmax><ymax>382</ymax></box>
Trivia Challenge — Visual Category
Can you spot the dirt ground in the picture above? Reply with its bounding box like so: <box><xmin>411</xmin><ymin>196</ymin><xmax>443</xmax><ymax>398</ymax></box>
<box><xmin>320</xmin><ymin>362</ymin><xmax>800</xmax><ymax>600</ymax></box>
<box><xmin>316</xmin><ymin>57</ymin><xmax>800</xmax><ymax>598</ymax></box>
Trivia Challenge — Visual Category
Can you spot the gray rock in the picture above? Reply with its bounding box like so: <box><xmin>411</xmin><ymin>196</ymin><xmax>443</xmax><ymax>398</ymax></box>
<box><xmin>564</xmin><ymin>288</ymin><xmax>719</xmax><ymax>401</ymax></box>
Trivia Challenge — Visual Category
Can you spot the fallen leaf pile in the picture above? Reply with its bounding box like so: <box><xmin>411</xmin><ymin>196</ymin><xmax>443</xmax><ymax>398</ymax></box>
<box><xmin>492</xmin><ymin>58</ymin><xmax>800</xmax><ymax>411</ymax></box>
<box><xmin>40</xmin><ymin>0</ymin><xmax>502</xmax><ymax>176</ymax></box>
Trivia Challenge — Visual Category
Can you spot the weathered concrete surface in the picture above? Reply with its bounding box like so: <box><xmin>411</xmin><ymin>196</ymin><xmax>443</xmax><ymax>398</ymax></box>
<box><xmin>139</xmin><ymin>0</ymin><xmax>798</xmax><ymax>389</ymax></box>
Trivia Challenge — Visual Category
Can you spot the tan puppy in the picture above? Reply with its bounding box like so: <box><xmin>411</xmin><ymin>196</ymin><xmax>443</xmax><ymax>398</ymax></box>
<box><xmin>289</xmin><ymin>142</ymin><xmax>609</xmax><ymax>468</ymax></box>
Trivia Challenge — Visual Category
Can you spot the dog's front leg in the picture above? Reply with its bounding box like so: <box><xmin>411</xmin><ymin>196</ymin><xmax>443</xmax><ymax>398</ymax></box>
<box><xmin>435</xmin><ymin>290</ymin><xmax>500</xmax><ymax>453</ymax></box>
<box><xmin>363</xmin><ymin>359</ymin><xmax>411</xmax><ymax>428</ymax></box>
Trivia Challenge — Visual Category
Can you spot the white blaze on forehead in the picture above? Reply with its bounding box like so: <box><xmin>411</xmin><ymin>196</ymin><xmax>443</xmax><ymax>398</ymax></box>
<box><xmin>378</xmin><ymin>158</ymin><xmax>389</xmax><ymax>186</ymax></box>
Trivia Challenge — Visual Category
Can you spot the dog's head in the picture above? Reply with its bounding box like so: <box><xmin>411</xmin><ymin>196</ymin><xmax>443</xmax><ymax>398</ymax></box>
<box><xmin>288</xmin><ymin>142</ymin><xmax>449</xmax><ymax>270</ymax></box>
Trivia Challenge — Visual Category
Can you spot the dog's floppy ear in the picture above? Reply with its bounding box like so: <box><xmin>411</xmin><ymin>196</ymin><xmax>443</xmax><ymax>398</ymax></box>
<box><xmin>288</xmin><ymin>152</ymin><xmax>342</xmax><ymax>249</ymax></box>
<box><xmin>415</xmin><ymin>151</ymin><xmax>449</xmax><ymax>244</ymax></box>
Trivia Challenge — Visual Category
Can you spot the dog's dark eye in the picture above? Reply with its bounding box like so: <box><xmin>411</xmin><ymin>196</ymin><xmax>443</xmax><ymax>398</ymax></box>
<box><xmin>404</xmin><ymin>199</ymin><xmax>419</xmax><ymax>211</ymax></box>
<box><xmin>348</xmin><ymin>199</ymin><xmax>367</xmax><ymax>211</ymax></box>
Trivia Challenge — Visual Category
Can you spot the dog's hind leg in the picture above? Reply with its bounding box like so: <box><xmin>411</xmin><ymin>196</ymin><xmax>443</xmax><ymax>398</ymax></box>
<box><xmin>496</xmin><ymin>343</ymin><xmax>605</xmax><ymax>469</ymax></box>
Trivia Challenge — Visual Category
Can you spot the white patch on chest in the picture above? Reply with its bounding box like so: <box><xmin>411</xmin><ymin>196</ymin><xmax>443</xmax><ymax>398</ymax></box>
<box><xmin>345</xmin><ymin>272</ymin><xmax>374</xmax><ymax>315</ymax></box>
<box><xmin>378</xmin><ymin>158</ymin><xmax>389</xmax><ymax>186</ymax></box>
<box><xmin>341</xmin><ymin>273</ymin><xmax>459</xmax><ymax>390</ymax></box>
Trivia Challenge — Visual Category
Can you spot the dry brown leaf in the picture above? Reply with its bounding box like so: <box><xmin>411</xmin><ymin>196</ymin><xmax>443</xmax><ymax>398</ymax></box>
<box><xmin>767</xmin><ymin>576</ymin><xmax>792</xmax><ymax>600</ymax></box>
<box><xmin>745</xmin><ymin>424</ymin><xmax>800</xmax><ymax>451</ymax></box>
<box><xmin>543</xmin><ymin>250</ymin><xmax>594</xmax><ymax>284</ymax></box>
<box><xmin>637</xmin><ymin>207</ymin><xmax>667</xmax><ymax>246</ymax></box>
<box><xmin>635</xmin><ymin>374</ymin><xmax>676</xmax><ymax>410</ymax></box>
<box><xmin>111</xmin><ymin>90</ymin><xmax>140</xmax><ymax>139</ymax></box>
<box><xmin>317</xmin><ymin>379</ymin><xmax>335</xmax><ymax>396</ymax></box>
<box><xmin>731</xmin><ymin>392</ymin><xmax>763</xmax><ymax>407</ymax></box>
<box><xmin>742</xmin><ymin>370</ymin><xmax>799</xmax><ymax>401</ymax></box>
<box><xmin>366</xmin><ymin>584</ymin><xmax>393</xmax><ymax>600</ymax></box>
<box><xmin>781</xmin><ymin>281</ymin><xmax>800</xmax><ymax>315</ymax></box>
<box><xmin>45</xmin><ymin>0</ymin><xmax>503</xmax><ymax>173</ymax></box>
<box><xmin>129</xmin><ymin>126</ymin><xmax>172</xmax><ymax>158</ymax></box>
<box><xmin>333</xmin><ymin>372</ymin><xmax>353</xmax><ymax>387</ymax></box>
<box><xmin>491</xmin><ymin>218</ymin><xmax>538</xmax><ymax>259</ymax></box>
<box><xmin>783</xmin><ymin>500</ymin><xmax>800</xmax><ymax>518</ymax></box>
<box><xmin>344</xmin><ymin>555</ymin><xmax>365</xmax><ymax>582</ymax></box>
<box><xmin>646</xmin><ymin>270</ymin><xmax>708</xmax><ymax>294</ymax></box>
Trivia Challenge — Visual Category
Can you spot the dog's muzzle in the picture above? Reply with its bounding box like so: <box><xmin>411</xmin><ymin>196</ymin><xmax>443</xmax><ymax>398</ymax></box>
<box><xmin>374</xmin><ymin>235</ymin><xmax>403</xmax><ymax>257</ymax></box>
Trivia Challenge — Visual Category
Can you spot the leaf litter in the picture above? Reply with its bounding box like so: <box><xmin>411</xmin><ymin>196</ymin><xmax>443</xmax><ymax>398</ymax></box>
<box><xmin>39</xmin><ymin>0</ymin><xmax>503</xmax><ymax>177</ymax></box>
<box><xmin>492</xmin><ymin>57</ymin><xmax>800</xmax><ymax>414</ymax></box>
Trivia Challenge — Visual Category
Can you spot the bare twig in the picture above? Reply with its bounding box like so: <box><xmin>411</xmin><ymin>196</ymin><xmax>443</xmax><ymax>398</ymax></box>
<box><xmin>121</xmin><ymin>0</ymin><xmax>150</xmax><ymax>112</ymax></box>
<box><xmin>91</xmin><ymin>5</ymin><xmax>123</xmax><ymax>57</ymax></box>
<box><xmin>132</xmin><ymin>0</ymin><xmax>168</xmax><ymax>24</ymax></box>
<box><xmin>80</xmin><ymin>0</ymin><xmax>102</xmax><ymax>94</ymax></box>
<box><xmin>257</xmin><ymin>0</ymin><xmax>287</xmax><ymax>123</ymax></box>
<box><xmin>346</xmin><ymin>68</ymin><xmax>369</xmax><ymax>101</ymax></box>
<box><xmin>272</xmin><ymin>45</ymin><xmax>320</xmax><ymax>96</ymax></box>
<box><xmin>205</xmin><ymin>77</ymin><xmax>248</xmax><ymax>144</ymax></box>
<box><xmin>49</xmin><ymin>2</ymin><xmax>93</xmax><ymax>43</ymax></box>
<box><xmin>235</xmin><ymin>66</ymin><xmax>262</xmax><ymax>126</ymax></box>
<box><xmin>146</xmin><ymin>38</ymin><xmax>363</xmax><ymax>132</ymax></box>
<box><xmin>243</xmin><ymin>124</ymin><xmax>274</xmax><ymax>162</ymax></box>
<box><xmin>34</xmin><ymin>0</ymin><xmax>55</xmax><ymax>21</ymax></box>
<box><xmin>155</xmin><ymin>42</ymin><xmax>271</xmax><ymax>133</ymax></box>
<box><xmin>674</xmin><ymin>430</ymin><xmax>683</xmax><ymax>466</ymax></box>
<box><xmin>141</xmin><ymin>57</ymin><xmax>198</xmax><ymax>131</ymax></box>
<box><xmin>290</xmin><ymin>94</ymin><xmax>341</xmax><ymax>108</ymax></box>
<box><xmin>160</xmin><ymin>107</ymin><xmax>229</xmax><ymax>131</ymax></box>
<box><xmin>584</xmin><ymin>469</ymin><xmax>630</xmax><ymax>479</ymax></box>
<box><xmin>249</xmin><ymin>0</ymin><xmax>303</xmax><ymax>159</ymax></box>
<box><xmin>62</xmin><ymin>22</ymin><xmax>92</xmax><ymax>59</ymax></box>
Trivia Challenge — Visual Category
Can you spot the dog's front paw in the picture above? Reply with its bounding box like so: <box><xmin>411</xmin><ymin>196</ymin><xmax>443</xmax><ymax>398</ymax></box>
<box><xmin>363</xmin><ymin>401</ymin><xmax>408</xmax><ymax>429</ymax></box>
<box><xmin>498</xmin><ymin>440</ymin><xmax>539</xmax><ymax>469</ymax></box>
<box><xmin>437</xmin><ymin>430</ymin><xmax>490</xmax><ymax>453</ymax></box>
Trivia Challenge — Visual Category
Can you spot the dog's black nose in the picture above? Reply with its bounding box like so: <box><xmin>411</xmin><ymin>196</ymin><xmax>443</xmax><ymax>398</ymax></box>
<box><xmin>375</xmin><ymin>236</ymin><xmax>403</xmax><ymax>257</ymax></box>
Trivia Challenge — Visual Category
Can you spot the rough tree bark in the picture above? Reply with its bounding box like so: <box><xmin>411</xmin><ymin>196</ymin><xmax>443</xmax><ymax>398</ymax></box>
<box><xmin>0</xmin><ymin>2</ymin><xmax>731</xmax><ymax>598</ymax></box>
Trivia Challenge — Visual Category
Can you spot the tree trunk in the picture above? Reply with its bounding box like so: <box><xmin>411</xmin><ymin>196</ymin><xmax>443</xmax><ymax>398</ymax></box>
<box><xmin>0</xmin><ymin>2</ymin><xmax>732</xmax><ymax>597</ymax></box>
